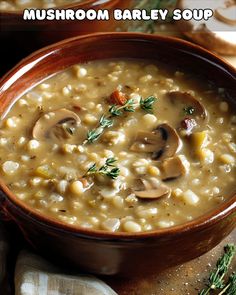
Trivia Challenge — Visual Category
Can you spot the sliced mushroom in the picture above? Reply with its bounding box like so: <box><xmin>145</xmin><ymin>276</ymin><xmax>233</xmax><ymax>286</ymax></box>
<box><xmin>160</xmin><ymin>155</ymin><xmax>190</xmax><ymax>180</ymax></box>
<box><xmin>215</xmin><ymin>5</ymin><xmax>236</xmax><ymax>26</ymax></box>
<box><xmin>133</xmin><ymin>178</ymin><xmax>171</xmax><ymax>199</ymax></box>
<box><xmin>153</xmin><ymin>124</ymin><xmax>182</xmax><ymax>160</ymax></box>
<box><xmin>32</xmin><ymin>108</ymin><xmax>81</xmax><ymax>141</ymax></box>
<box><xmin>176</xmin><ymin>0</ymin><xmax>236</xmax><ymax>55</ymax></box>
<box><xmin>167</xmin><ymin>91</ymin><xmax>207</xmax><ymax>120</ymax></box>
<box><xmin>130</xmin><ymin>124</ymin><xmax>182</xmax><ymax>161</ymax></box>
<box><xmin>130</xmin><ymin>131</ymin><xmax>165</xmax><ymax>153</ymax></box>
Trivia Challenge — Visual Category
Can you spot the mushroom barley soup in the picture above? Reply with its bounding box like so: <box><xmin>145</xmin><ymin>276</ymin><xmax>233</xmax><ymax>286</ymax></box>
<box><xmin>0</xmin><ymin>59</ymin><xmax>235</xmax><ymax>233</ymax></box>
<box><xmin>0</xmin><ymin>0</ymin><xmax>81</xmax><ymax>10</ymax></box>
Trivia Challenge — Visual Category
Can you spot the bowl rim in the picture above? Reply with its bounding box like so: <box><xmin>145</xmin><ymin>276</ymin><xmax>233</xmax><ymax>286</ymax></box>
<box><xmin>0</xmin><ymin>0</ymin><xmax>116</xmax><ymax>15</ymax></box>
<box><xmin>0</xmin><ymin>32</ymin><xmax>236</xmax><ymax>239</ymax></box>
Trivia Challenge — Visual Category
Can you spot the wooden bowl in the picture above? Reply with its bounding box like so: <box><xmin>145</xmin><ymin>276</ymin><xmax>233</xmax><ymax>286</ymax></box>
<box><xmin>0</xmin><ymin>33</ymin><xmax>235</xmax><ymax>276</ymax></box>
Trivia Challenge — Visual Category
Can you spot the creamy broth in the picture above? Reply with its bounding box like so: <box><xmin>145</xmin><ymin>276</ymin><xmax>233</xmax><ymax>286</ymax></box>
<box><xmin>0</xmin><ymin>59</ymin><xmax>235</xmax><ymax>232</ymax></box>
<box><xmin>0</xmin><ymin>0</ymin><xmax>81</xmax><ymax>10</ymax></box>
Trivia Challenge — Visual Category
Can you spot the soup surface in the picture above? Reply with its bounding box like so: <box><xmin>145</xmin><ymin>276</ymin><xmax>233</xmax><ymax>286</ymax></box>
<box><xmin>0</xmin><ymin>59</ymin><xmax>235</xmax><ymax>232</ymax></box>
<box><xmin>0</xmin><ymin>0</ymin><xmax>81</xmax><ymax>10</ymax></box>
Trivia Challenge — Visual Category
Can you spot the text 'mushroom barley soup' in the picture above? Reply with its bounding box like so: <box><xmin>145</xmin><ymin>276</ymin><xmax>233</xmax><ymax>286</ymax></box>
<box><xmin>0</xmin><ymin>59</ymin><xmax>235</xmax><ymax>233</ymax></box>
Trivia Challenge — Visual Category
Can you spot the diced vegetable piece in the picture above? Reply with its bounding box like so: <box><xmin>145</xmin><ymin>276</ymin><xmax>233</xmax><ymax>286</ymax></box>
<box><xmin>35</xmin><ymin>165</ymin><xmax>53</xmax><ymax>179</ymax></box>
<box><xmin>72</xmin><ymin>104</ymin><xmax>82</xmax><ymax>112</ymax></box>
<box><xmin>191</xmin><ymin>131</ymin><xmax>209</xmax><ymax>150</ymax></box>
<box><xmin>181</xmin><ymin>117</ymin><xmax>197</xmax><ymax>132</ymax></box>
<box><xmin>109</xmin><ymin>90</ymin><xmax>127</xmax><ymax>105</ymax></box>
<box><xmin>161</xmin><ymin>155</ymin><xmax>190</xmax><ymax>180</ymax></box>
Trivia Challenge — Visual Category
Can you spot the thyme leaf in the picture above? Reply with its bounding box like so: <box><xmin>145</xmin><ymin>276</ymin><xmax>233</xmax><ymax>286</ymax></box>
<box><xmin>84</xmin><ymin>115</ymin><xmax>113</xmax><ymax>144</ymax></box>
<box><xmin>183</xmin><ymin>106</ymin><xmax>195</xmax><ymax>115</ymax></box>
<box><xmin>85</xmin><ymin>157</ymin><xmax>120</xmax><ymax>179</ymax></box>
<box><xmin>140</xmin><ymin>96</ymin><xmax>156</xmax><ymax>113</ymax></box>
<box><xmin>218</xmin><ymin>272</ymin><xmax>236</xmax><ymax>295</ymax></box>
<box><xmin>109</xmin><ymin>98</ymin><xmax>135</xmax><ymax>116</ymax></box>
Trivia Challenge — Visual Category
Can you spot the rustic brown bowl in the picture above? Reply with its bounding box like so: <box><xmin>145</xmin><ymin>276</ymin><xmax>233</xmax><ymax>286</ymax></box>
<box><xmin>0</xmin><ymin>33</ymin><xmax>235</xmax><ymax>277</ymax></box>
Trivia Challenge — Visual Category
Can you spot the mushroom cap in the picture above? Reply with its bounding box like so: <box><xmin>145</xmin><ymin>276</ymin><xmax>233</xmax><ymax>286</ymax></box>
<box><xmin>32</xmin><ymin>108</ymin><xmax>81</xmax><ymax>141</ymax></box>
<box><xmin>167</xmin><ymin>91</ymin><xmax>207</xmax><ymax>121</ymax></box>
<box><xmin>215</xmin><ymin>5</ymin><xmax>236</xmax><ymax>26</ymax></box>
<box><xmin>130</xmin><ymin>123</ymin><xmax>182</xmax><ymax>160</ymax></box>
<box><xmin>176</xmin><ymin>0</ymin><xmax>236</xmax><ymax>55</ymax></box>
<box><xmin>130</xmin><ymin>131</ymin><xmax>165</xmax><ymax>153</ymax></box>
<box><xmin>133</xmin><ymin>178</ymin><xmax>171</xmax><ymax>199</ymax></box>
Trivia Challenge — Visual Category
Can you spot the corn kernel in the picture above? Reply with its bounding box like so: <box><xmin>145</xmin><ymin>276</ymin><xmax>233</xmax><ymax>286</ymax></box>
<box><xmin>219</xmin><ymin>154</ymin><xmax>235</xmax><ymax>165</ymax></box>
<box><xmin>35</xmin><ymin>165</ymin><xmax>53</xmax><ymax>179</ymax></box>
<box><xmin>70</xmin><ymin>180</ymin><xmax>84</xmax><ymax>196</ymax></box>
<box><xmin>147</xmin><ymin>165</ymin><xmax>160</xmax><ymax>176</ymax></box>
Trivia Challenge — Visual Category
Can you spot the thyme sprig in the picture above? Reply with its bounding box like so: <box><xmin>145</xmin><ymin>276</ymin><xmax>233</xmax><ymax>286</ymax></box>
<box><xmin>85</xmin><ymin>157</ymin><xmax>120</xmax><ymax>180</ymax></box>
<box><xmin>199</xmin><ymin>244</ymin><xmax>236</xmax><ymax>295</ymax></box>
<box><xmin>85</xmin><ymin>115</ymin><xmax>113</xmax><ymax>143</ymax></box>
<box><xmin>84</xmin><ymin>95</ymin><xmax>156</xmax><ymax>144</ymax></box>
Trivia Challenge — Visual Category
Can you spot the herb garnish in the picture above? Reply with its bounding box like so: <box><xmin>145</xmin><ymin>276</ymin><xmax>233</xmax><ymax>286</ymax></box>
<box><xmin>140</xmin><ymin>96</ymin><xmax>156</xmax><ymax>113</ymax></box>
<box><xmin>109</xmin><ymin>98</ymin><xmax>135</xmax><ymax>116</ymax></box>
<box><xmin>85</xmin><ymin>115</ymin><xmax>113</xmax><ymax>143</ymax></box>
<box><xmin>85</xmin><ymin>157</ymin><xmax>120</xmax><ymax>180</ymax></box>
<box><xmin>199</xmin><ymin>244</ymin><xmax>236</xmax><ymax>295</ymax></box>
<box><xmin>183</xmin><ymin>106</ymin><xmax>195</xmax><ymax>115</ymax></box>
<box><xmin>84</xmin><ymin>95</ymin><xmax>156</xmax><ymax>144</ymax></box>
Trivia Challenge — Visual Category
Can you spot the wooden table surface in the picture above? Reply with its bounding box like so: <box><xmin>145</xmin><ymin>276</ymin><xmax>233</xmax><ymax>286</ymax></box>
<box><xmin>104</xmin><ymin>230</ymin><xmax>236</xmax><ymax>294</ymax></box>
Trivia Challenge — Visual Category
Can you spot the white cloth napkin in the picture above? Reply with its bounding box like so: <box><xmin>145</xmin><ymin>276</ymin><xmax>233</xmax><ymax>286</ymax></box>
<box><xmin>15</xmin><ymin>250</ymin><xmax>118</xmax><ymax>295</ymax></box>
